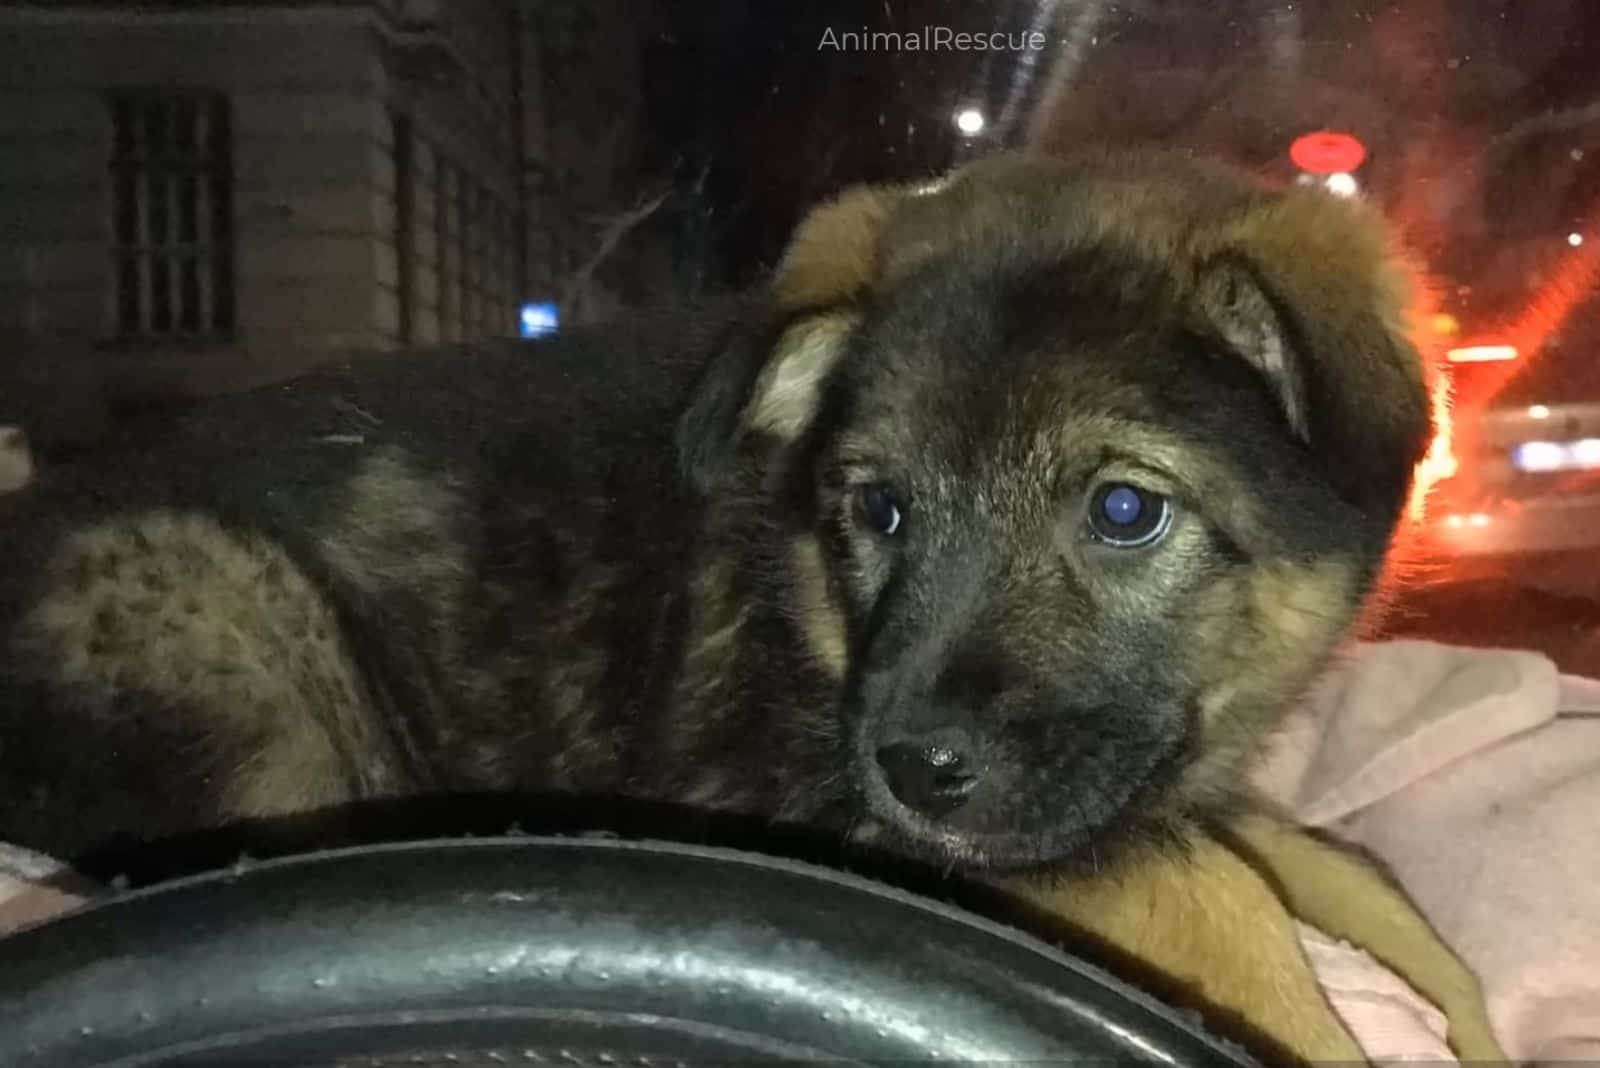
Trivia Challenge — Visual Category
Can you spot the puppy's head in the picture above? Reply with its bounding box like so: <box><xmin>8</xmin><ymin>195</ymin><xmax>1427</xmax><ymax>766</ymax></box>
<box><xmin>680</xmin><ymin>151</ymin><xmax>1431</xmax><ymax>872</ymax></box>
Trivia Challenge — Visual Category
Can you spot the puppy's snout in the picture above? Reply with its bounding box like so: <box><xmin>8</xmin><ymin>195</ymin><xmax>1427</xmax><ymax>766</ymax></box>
<box><xmin>875</xmin><ymin>726</ymin><xmax>982</xmax><ymax>818</ymax></box>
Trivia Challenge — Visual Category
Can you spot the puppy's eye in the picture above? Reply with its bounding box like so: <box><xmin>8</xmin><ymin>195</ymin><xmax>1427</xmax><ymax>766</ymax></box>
<box><xmin>858</xmin><ymin>484</ymin><xmax>903</xmax><ymax>536</ymax></box>
<box><xmin>1086</xmin><ymin>483</ymin><xmax>1171</xmax><ymax>548</ymax></box>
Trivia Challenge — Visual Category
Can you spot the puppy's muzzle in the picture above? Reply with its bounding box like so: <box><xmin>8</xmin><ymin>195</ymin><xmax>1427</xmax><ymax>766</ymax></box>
<box><xmin>874</xmin><ymin>726</ymin><xmax>983</xmax><ymax>819</ymax></box>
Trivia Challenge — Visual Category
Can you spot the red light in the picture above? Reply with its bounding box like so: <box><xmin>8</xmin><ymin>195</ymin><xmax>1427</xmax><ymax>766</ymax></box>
<box><xmin>1290</xmin><ymin>131</ymin><xmax>1367</xmax><ymax>175</ymax></box>
<box><xmin>1446</xmin><ymin>344</ymin><xmax>1519</xmax><ymax>363</ymax></box>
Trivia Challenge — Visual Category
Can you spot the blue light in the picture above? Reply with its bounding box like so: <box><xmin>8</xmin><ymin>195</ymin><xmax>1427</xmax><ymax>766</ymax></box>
<box><xmin>520</xmin><ymin>302</ymin><xmax>559</xmax><ymax>339</ymax></box>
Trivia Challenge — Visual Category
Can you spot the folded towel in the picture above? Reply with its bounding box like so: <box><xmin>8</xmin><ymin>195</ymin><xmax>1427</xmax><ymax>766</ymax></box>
<box><xmin>1261</xmin><ymin>640</ymin><xmax>1600</xmax><ymax>1064</ymax></box>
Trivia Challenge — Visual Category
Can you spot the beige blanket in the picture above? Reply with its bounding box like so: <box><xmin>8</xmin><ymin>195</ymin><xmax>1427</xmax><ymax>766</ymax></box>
<box><xmin>1259</xmin><ymin>640</ymin><xmax>1600</xmax><ymax>1063</ymax></box>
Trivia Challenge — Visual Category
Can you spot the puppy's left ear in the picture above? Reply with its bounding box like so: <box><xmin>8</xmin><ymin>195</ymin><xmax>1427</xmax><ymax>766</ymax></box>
<box><xmin>675</xmin><ymin>182</ymin><xmax>908</xmax><ymax>495</ymax></box>
<box><xmin>770</xmin><ymin>183</ymin><xmax>906</xmax><ymax>312</ymax></box>
<box><xmin>1195</xmin><ymin>190</ymin><xmax>1432</xmax><ymax>523</ymax></box>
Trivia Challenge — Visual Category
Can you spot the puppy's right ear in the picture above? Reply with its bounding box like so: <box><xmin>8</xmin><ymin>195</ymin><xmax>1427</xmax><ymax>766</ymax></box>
<box><xmin>675</xmin><ymin>182</ymin><xmax>907</xmax><ymax>496</ymax></box>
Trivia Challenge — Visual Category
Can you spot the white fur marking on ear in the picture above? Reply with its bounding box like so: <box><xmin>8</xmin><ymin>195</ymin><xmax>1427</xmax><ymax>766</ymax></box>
<box><xmin>1241</xmin><ymin>319</ymin><xmax>1307</xmax><ymax>440</ymax></box>
<box><xmin>1202</xmin><ymin>267</ymin><xmax>1310</xmax><ymax>441</ymax></box>
<box><xmin>745</xmin><ymin>314</ymin><xmax>857</xmax><ymax>441</ymax></box>
<box><xmin>0</xmin><ymin>425</ymin><xmax>33</xmax><ymax>494</ymax></box>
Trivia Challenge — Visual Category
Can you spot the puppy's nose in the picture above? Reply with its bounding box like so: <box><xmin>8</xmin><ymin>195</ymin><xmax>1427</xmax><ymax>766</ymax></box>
<box><xmin>875</xmin><ymin>728</ymin><xmax>981</xmax><ymax>818</ymax></box>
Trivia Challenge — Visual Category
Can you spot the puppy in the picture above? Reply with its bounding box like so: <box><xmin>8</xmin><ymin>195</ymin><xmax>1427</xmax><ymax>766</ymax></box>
<box><xmin>0</xmin><ymin>150</ymin><xmax>1500</xmax><ymax>1062</ymax></box>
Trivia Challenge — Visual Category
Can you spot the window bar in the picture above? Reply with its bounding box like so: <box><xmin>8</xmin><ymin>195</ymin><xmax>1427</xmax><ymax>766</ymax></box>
<box><xmin>165</xmin><ymin>157</ymin><xmax>179</xmax><ymax>332</ymax></box>
<box><xmin>136</xmin><ymin>110</ymin><xmax>152</xmax><ymax>336</ymax></box>
<box><xmin>436</xmin><ymin>163</ymin><xmax>453</xmax><ymax>342</ymax></box>
<box><xmin>210</xmin><ymin>95</ymin><xmax>234</xmax><ymax>333</ymax></box>
<box><xmin>458</xmin><ymin>180</ymin><xmax>472</xmax><ymax>340</ymax></box>
<box><xmin>197</xmin><ymin>102</ymin><xmax>214</xmax><ymax>333</ymax></box>
<box><xmin>393</xmin><ymin>113</ymin><xmax>414</xmax><ymax>344</ymax></box>
<box><xmin>107</xmin><ymin>96</ymin><xmax>126</xmax><ymax>336</ymax></box>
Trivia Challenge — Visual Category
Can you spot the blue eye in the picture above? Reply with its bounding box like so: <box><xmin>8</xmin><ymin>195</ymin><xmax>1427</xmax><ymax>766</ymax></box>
<box><xmin>858</xmin><ymin>484</ymin><xmax>903</xmax><ymax>536</ymax></box>
<box><xmin>1087</xmin><ymin>483</ymin><xmax>1171</xmax><ymax>548</ymax></box>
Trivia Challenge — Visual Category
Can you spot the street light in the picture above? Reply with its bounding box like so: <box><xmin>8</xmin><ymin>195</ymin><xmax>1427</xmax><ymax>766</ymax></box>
<box><xmin>954</xmin><ymin>107</ymin><xmax>986</xmax><ymax>137</ymax></box>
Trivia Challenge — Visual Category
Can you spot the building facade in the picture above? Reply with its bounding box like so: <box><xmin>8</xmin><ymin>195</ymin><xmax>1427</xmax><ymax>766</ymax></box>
<box><xmin>0</xmin><ymin>0</ymin><xmax>525</xmax><ymax>396</ymax></box>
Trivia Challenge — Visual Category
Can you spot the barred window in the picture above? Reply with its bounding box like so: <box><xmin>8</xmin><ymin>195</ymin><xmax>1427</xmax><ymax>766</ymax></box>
<box><xmin>109</xmin><ymin>92</ymin><xmax>234</xmax><ymax>338</ymax></box>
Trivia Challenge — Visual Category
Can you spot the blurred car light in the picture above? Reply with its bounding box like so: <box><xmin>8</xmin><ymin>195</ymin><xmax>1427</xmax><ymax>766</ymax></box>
<box><xmin>1512</xmin><ymin>439</ymin><xmax>1600</xmax><ymax>472</ymax></box>
<box><xmin>1443</xmin><ymin>512</ymin><xmax>1492</xmax><ymax>529</ymax></box>
<box><xmin>1447</xmin><ymin>344</ymin><xmax>1518</xmax><ymax>363</ymax></box>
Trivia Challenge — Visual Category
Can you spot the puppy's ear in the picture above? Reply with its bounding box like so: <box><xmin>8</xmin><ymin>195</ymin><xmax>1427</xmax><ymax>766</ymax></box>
<box><xmin>1195</xmin><ymin>190</ymin><xmax>1432</xmax><ymax>523</ymax></box>
<box><xmin>1192</xmin><ymin>257</ymin><xmax>1312</xmax><ymax>442</ymax></box>
<box><xmin>673</xmin><ymin>312</ymin><xmax>783</xmax><ymax>496</ymax></box>
<box><xmin>674</xmin><ymin>312</ymin><xmax>858</xmax><ymax>495</ymax></box>
<box><xmin>676</xmin><ymin>182</ymin><xmax>908</xmax><ymax>495</ymax></box>
<box><xmin>771</xmin><ymin>184</ymin><xmax>906</xmax><ymax>312</ymax></box>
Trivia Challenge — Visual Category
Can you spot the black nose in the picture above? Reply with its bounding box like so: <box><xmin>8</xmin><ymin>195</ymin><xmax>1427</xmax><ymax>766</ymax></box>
<box><xmin>875</xmin><ymin>731</ymin><xmax>982</xmax><ymax>818</ymax></box>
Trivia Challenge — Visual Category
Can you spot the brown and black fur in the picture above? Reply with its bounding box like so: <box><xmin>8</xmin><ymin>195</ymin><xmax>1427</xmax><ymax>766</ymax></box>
<box><xmin>0</xmin><ymin>151</ymin><xmax>1501</xmax><ymax>1061</ymax></box>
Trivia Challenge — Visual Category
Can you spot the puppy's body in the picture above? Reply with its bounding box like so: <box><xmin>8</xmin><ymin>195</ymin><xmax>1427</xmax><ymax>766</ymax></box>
<box><xmin>0</xmin><ymin>309</ymin><xmax>843</xmax><ymax>850</ymax></box>
<box><xmin>0</xmin><ymin>151</ymin><xmax>1499</xmax><ymax>1061</ymax></box>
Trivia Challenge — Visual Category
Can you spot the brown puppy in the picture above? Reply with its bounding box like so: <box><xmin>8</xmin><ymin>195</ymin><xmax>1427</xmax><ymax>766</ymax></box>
<box><xmin>772</xmin><ymin>154</ymin><xmax>1500</xmax><ymax>1063</ymax></box>
<box><xmin>0</xmin><ymin>150</ymin><xmax>1500</xmax><ymax>1062</ymax></box>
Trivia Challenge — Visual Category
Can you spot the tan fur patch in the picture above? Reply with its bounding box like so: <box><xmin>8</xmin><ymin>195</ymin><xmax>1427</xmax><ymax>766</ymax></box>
<box><xmin>534</xmin><ymin>559</ymin><xmax>621</xmax><ymax>785</ymax></box>
<box><xmin>772</xmin><ymin>185</ymin><xmax>906</xmax><ymax>311</ymax></box>
<box><xmin>683</xmin><ymin>558</ymin><xmax>748</xmax><ymax>673</ymax></box>
<box><xmin>317</xmin><ymin>449</ymin><xmax>469</xmax><ymax>606</ymax></box>
<box><xmin>1005</xmin><ymin>836</ymin><xmax>1364</xmax><ymax>1063</ymax></box>
<box><xmin>1226</xmin><ymin>814</ymin><xmax>1508</xmax><ymax>1063</ymax></box>
<box><xmin>662</xmin><ymin>557</ymin><xmax>754</xmax><ymax>771</ymax></box>
<box><xmin>1246</xmin><ymin>561</ymin><xmax>1357</xmax><ymax>656</ymax></box>
<box><xmin>788</xmin><ymin>536</ymin><xmax>848</xmax><ymax>679</ymax></box>
<box><xmin>314</xmin><ymin>447</ymin><xmax>487</xmax><ymax>733</ymax></box>
<box><xmin>17</xmin><ymin>509</ymin><xmax>399</xmax><ymax>818</ymax></box>
<box><xmin>1178</xmin><ymin>560</ymin><xmax>1358</xmax><ymax>813</ymax></box>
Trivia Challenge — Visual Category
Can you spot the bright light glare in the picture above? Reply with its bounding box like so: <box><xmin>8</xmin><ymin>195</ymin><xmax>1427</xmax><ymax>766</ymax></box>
<box><xmin>1514</xmin><ymin>440</ymin><xmax>1566</xmax><ymax>472</ymax></box>
<box><xmin>1324</xmin><ymin>172</ymin><xmax>1359</xmax><ymax>197</ymax></box>
<box><xmin>519</xmin><ymin>302</ymin><xmax>559</xmax><ymax>338</ymax></box>
<box><xmin>1447</xmin><ymin>344</ymin><xmax>1518</xmax><ymax>363</ymax></box>
<box><xmin>954</xmin><ymin>108</ymin><xmax>985</xmax><ymax>136</ymax></box>
<box><xmin>1443</xmin><ymin>513</ymin><xmax>1492</xmax><ymax>530</ymax></box>
<box><xmin>1511</xmin><ymin>438</ymin><xmax>1600</xmax><ymax>473</ymax></box>
<box><xmin>1569</xmin><ymin>232</ymin><xmax>1585</xmax><ymax>247</ymax></box>
<box><xmin>1574</xmin><ymin>438</ymin><xmax>1600</xmax><ymax>466</ymax></box>
<box><xmin>1528</xmin><ymin>404</ymin><xmax>1552</xmax><ymax>419</ymax></box>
